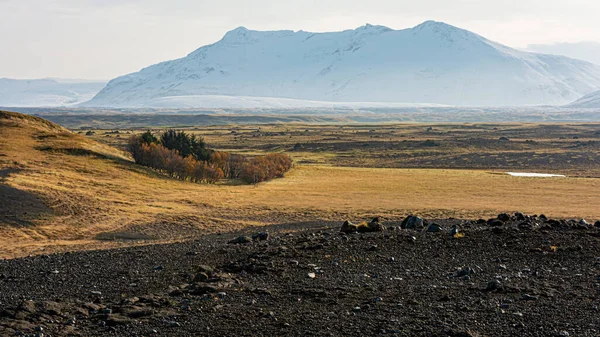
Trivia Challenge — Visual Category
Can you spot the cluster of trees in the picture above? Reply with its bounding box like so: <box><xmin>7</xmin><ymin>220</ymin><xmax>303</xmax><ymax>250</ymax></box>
<box><xmin>128</xmin><ymin>130</ymin><xmax>292</xmax><ymax>184</ymax></box>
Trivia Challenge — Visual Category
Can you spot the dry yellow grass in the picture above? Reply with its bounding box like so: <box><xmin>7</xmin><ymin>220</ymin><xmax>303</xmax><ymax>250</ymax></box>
<box><xmin>1</xmin><ymin>111</ymin><xmax>599</xmax><ymax>258</ymax></box>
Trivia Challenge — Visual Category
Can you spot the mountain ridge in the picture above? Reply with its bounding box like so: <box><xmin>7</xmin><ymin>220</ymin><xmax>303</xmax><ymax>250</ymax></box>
<box><xmin>84</xmin><ymin>21</ymin><xmax>600</xmax><ymax>108</ymax></box>
<box><xmin>566</xmin><ymin>90</ymin><xmax>600</xmax><ymax>108</ymax></box>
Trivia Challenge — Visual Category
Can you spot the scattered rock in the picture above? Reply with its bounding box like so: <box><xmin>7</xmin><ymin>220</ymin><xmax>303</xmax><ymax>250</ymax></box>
<box><xmin>306</xmin><ymin>273</ymin><xmax>316</xmax><ymax>279</ymax></box>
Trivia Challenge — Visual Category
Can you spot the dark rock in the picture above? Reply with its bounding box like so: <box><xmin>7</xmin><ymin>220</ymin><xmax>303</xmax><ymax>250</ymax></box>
<box><xmin>486</xmin><ymin>279</ymin><xmax>502</xmax><ymax>291</ymax></box>
<box><xmin>229</xmin><ymin>236</ymin><xmax>251</xmax><ymax>244</ymax></box>
<box><xmin>455</xmin><ymin>267</ymin><xmax>474</xmax><ymax>277</ymax></box>
<box><xmin>488</xmin><ymin>219</ymin><xmax>504</xmax><ymax>227</ymax></box>
<box><xmin>340</xmin><ymin>221</ymin><xmax>358</xmax><ymax>234</ymax></box>
<box><xmin>105</xmin><ymin>315</ymin><xmax>132</xmax><ymax>326</ymax></box>
<box><xmin>521</xmin><ymin>293</ymin><xmax>538</xmax><ymax>301</ymax></box>
<box><xmin>427</xmin><ymin>223</ymin><xmax>442</xmax><ymax>232</ymax></box>
<box><xmin>497</xmin><ymin>213</ymin><xmax>511</xmax><ymax>222</ymax></box>
<box><xmin>595</xmin><ymin>221</ymin><xmax>600</xmax><ymax>228</ymax></box>
<box><xmin>252</xmin><ymin>232</ymin><xmax>269</xmax><ymax>241</ymax></box>
<box><xmin>194</xmin><ymin>272</ymin><xmax>210</xmax><ymax>282</ymax></box>
<box><xmin>401</xmin><ymin>216</ymin><xmax>426</xmax><ymax>229</ymax></box>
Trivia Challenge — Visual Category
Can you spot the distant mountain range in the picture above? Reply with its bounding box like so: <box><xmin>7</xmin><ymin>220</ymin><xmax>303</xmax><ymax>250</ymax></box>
<box><xmin>527</xmin><ymin>41</ymin><xmax>600</xmax><ymax>67</ymax></box>
<box><xmin>0</xmin><ymin>78</ymin><xmax>106</xmax><ymax>107</ymax></box>
<box><xmin>82</xmin><ymin>21</ymin><xmax>600</xmax><ymax>108</ymax></box>
<box><xmin>566</xmin><ymin>90</ymin><xmax>600</xmax><ymax>108</ymax></box>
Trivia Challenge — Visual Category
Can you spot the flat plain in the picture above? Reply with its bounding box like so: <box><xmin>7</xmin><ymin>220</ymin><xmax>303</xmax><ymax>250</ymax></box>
<box><xmin>1</xmin><ymin>111</ymin><xmax>599</xmax><ymax>258</ymax></box>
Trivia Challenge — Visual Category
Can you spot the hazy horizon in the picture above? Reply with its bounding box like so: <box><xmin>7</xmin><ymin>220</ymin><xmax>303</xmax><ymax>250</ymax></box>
<box><xmin>1</xmin><ymin>0</ymin><xmax>600</xmax><ymax>80</ymax></box>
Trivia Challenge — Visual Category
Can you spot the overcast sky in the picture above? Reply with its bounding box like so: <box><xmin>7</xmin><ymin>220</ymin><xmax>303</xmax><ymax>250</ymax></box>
<box><xmin>1</xmin><ymin>0</ymin><xmax>599</xmax><ymax>80</ymax></box>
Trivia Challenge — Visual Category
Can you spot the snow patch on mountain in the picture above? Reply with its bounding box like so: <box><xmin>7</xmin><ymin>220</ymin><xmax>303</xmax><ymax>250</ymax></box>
<box><xmin>84</xmin><ymin>21</ymin><xmax>600</xmax><ymax>108</ymax></box>
<box><xmin>566</xmin><ymin>90</ymin><xmax>600</xmax><ymax>108</ymax></box>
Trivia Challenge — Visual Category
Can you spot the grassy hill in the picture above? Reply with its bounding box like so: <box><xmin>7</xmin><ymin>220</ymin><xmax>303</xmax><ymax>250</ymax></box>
<box><xmin>1</xmin><ymin>111</ymin><xmax>599</xmax><ymax>258</ymax></box>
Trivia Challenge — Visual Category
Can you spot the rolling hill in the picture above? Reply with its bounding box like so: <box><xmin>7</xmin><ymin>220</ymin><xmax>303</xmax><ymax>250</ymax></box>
<box><xmin>84</xmin><ymin>21</ymin><xmax>600</xmax><ymax>108</ymax></box>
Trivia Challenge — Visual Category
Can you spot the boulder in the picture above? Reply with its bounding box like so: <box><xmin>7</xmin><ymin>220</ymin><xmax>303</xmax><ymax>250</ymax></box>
<box><xmin>401</xmin><ymin>216</ymin><xmax>426</xmax><ymax>230</ymax></box>
<box><xmin>252</xmin><ymin>232</ymin><xmax>269</xmax><ymax>241</ymax></box>
<box><xmin>497</xmin><ymin>213</ymin><xmax>511</xmax><ymax>222</ymax></box>
<box><xmin>340</xmin><ymin>221</ymin><xmax>358</xmax><ymax>234</ymax></box>
<box><xmin>427</xmin><ymin>223</ymin><xmax>442</xmax><ymax>233</ymax></box>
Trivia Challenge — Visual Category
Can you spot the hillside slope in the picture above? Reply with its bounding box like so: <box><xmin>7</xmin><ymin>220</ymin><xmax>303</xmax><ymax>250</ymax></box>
<box><xmin>566</xmin><ymin>90</ymin><xmax>600</xmax><ymax>108</ymax></box>
<box><xmin>0</xmin><ymin>78</ymin><xmax>106</xmax><ymax>107</ymax></box>
<box><xmin>85</xmin><ymin>21</ymin><xmax>600</xmax><ymax>108</ymax></box>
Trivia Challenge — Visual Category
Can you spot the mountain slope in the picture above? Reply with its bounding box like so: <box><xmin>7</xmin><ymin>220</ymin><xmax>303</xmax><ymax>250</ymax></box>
<box><xmin>0</xmin><ymin>78</ymin><xmax>106</xmax><ymax>107</ymax></box>
<box><xmin>85</xmin><ymin>21</ymin><xmax>600</xmax><ymax>108</ymax></box>
<box><xmin>527</xmin><ymin>42</ymin><xmax>600</xmax><ymax>66</ymax></box>
<box><xmin>566</xmin><ymin>90</ymin><xmax>600</xmax><ymax>108</ymax></box>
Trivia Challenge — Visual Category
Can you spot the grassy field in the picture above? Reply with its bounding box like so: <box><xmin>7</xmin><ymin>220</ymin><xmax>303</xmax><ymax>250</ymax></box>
<box><xmin>1</xmin><ymin>110</ymin><xmax>599</xmax><ymax>258</ymax></box>
<box><xmin>88</xmin><ymin>122</ymin><xmax>600</xmax><ymax>177</ymax></box>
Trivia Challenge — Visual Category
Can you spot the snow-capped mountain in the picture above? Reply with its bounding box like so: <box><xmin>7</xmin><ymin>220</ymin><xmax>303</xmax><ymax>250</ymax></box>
<box><xmin>566</xmin><ymin>90</ymin><xmax>600</xmax><ymax>108</ymax></box>
<box><xmin>0</xmin><ymin>78</ymin><xmax>106</xmax><ymax>107</ymax></box>
<box><xmin>85</xmin><ymin>21</ymin><xmax>600</xmax><ymax>108</ymax></box>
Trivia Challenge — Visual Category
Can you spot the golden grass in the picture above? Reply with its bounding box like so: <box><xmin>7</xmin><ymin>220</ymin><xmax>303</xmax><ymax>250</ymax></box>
<box><xmin>1</xmin><ymin>111</ymin><xmax>599</xmax><ymax>258</ymax></box>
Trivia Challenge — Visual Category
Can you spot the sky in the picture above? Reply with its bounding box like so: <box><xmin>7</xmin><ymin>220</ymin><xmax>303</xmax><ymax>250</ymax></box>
<box><xmin>1</xmin><ymin>0</ymin><xmax>599</xmax><ymax>80</ymax></box>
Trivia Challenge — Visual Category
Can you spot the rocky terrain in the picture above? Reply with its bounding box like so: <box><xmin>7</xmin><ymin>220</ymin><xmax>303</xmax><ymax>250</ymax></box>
<box><xmin>1</xmin><ymin>213</ymin><xmax>599</xmax><ymax>336</ymax></box>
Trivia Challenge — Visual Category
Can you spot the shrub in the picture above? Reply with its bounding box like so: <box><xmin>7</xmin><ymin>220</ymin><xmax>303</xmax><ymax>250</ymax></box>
<box><xmin>128</xmin><ymin>133</ymin><xmax>291</xmax><ymax>185</ymax></box>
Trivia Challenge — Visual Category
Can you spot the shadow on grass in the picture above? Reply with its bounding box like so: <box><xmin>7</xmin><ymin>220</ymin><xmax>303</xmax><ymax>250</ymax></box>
<box><xmin>0</xmin><ymin>185</ymin><xmax>51</xmax><ymax>227</ymax></box>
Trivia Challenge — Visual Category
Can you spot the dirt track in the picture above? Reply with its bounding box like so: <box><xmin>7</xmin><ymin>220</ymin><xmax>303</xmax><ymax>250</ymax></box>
<box><xmin>1</xmin><ymin>214</ymin><xmax>599</xmax><ymax>336</ymax></box>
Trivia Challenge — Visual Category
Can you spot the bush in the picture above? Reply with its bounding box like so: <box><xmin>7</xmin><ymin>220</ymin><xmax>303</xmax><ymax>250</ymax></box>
<box><xmin>160</xmin><ymin>129</ymin><xmax>211</xmax><ymax>161</ymax></box>
<box><xmin>128</xmin><ymin>132</ymin><xmax>291</xmax><ymax>185</ymax></box>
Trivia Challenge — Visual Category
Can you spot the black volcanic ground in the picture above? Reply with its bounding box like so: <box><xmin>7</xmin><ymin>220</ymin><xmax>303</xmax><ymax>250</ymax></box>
<box><xmin>1</xmin><ymin>214</ymin><xmax>599</xmax><ymax>336</ymax></box>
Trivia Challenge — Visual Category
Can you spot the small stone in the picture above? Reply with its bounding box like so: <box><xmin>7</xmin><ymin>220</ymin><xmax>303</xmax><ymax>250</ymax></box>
<box><xmin>153</xmin><ymin>265</ymin><xmax>164</xmax><ymax>271</ymax></box>
<box><xmin>486</xmin><ymin>279</ymin><xmax>502</xmax><ymax>291</ymax></box>
<box><xmin>290</xmin><ymin>260</ymin><xmax>299</xmax><ymax>266</ymax></box>
<box><xmin>558</xmin><ymin>331</ymin><xmax>570</xmax><ymax>337</ymax></box>
<box><xmin>166</xmin><ymin>321</ymin><xmax>181</xmax><ymax>327</ymax></box>
<box><xmin>455</xmin><ymin>267</ymin><xmax>474</xmax><ymax>277</ymax></box>
<box><xmin>307</xmin><ymin>272</ymin><xmax>316</xmax><ymax>279</ymax></box>
<box><xmin>579</xmin><ymin>219</ymin><xmax>589</xmax><ymax>225</ymax></box>
<box><xmin>49</xmin><ymin>270</ymin><xmax>59</xmax><ymax>274</ymax></box>
<box><xmin>194</xmin><ymin>272</ymin><xmax>209</xmax><ymax>282</ymax></box>
<box><xmin>521</xmin><ymin>293</ymin><xmax>538</xmax><ymax>301</ymax></box>
<box><xmin>217</xmin><ymin>292</ymin><xmax>227</xmax><ymax>298</ymax></box>
<box><xmin>594</xmin><ymin>221</ymin><xmax>600</xmax><ymax>228</ymax></box>
<box><xmin>353</xmin><ymin>306</ymin><xmax>361</xmax><ymax>312</ymax></box>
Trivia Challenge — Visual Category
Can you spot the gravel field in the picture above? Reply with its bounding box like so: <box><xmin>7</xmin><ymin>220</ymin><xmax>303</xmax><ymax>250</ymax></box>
<box><xmin>1</xmin><ymin>214</ymin><xmax>599</xmax><ymax>336</ymax></box>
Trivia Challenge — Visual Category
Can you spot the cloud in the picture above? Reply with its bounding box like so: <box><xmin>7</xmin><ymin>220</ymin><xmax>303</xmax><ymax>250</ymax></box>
<box><xmin>0</xmin><ymin>0</ymin><xmax>599</xmax><ymax>78</ymax></box>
